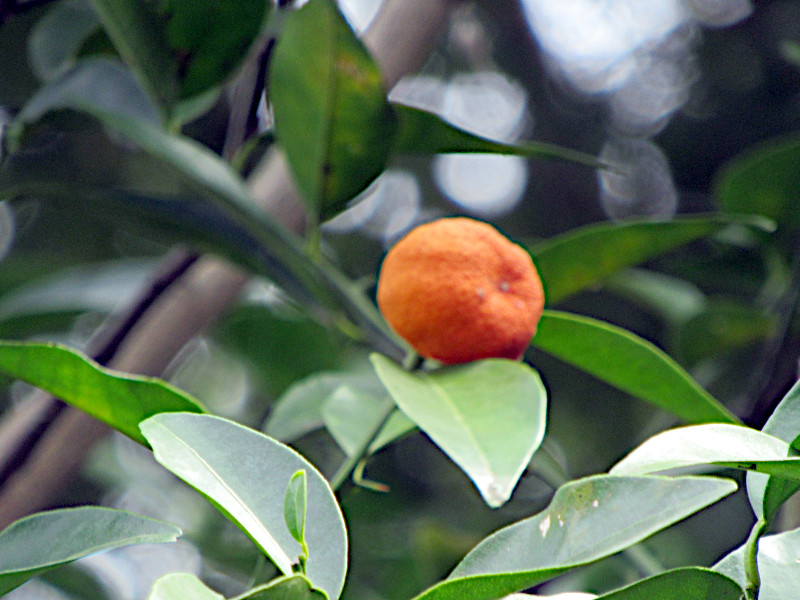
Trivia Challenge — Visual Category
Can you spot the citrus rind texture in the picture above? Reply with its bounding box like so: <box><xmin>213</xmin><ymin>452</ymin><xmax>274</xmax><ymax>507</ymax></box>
<box><xmin>377</xmin><ymin>217</ymin><xmax>545</xmax><ymax>365</ymax></box>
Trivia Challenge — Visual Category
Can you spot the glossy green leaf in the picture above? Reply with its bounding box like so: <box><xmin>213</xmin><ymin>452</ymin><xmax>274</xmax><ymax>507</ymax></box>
<box><xmin>238</xmin><ymin>575</ymin><xmax>328</xmax><ymax>600</ymax></box>
<box><xmin>147</xmin><ymin>572</ymin><xmax>223</xmax><ymax>600</ymax></box>
<box><xmin>746</xmin><ymin>379</ymin><xmax>800</xmax><ymax>520</ymax></box>
<box><xmin>714</xmin><ymin>526</ymin><xmax>800</xmax><ymax>600</ymax></box>
<box><xmin>89</xmin><ymin>0</ymin><xmax>179</xmax><ymax>110</ymax></box>
<box><xmin>270</xmin><ymin>0</ymin><xmax>397</xmax><ymax>220</ymax></box>
<box><xmin>531</xmin><ymin>311</ymin><xmax>738</xmax><ymax>424</ymax></box>
<box><xmin>596</xmin><ymin>567</ymin><xmax>741</xmax><ymax>599</ymax></box>
<box><xmin>28</xmin><ymin>0</ymin><xmax>100</xmax><ymax>81</ymax></box>
<box><xmin>0</xmin><ymin>341</ymin><xmax>204</xmax><ymax>445</ymax></box>
<box><xmin>610</xmin><ymin>423</ymin><xmax>800</xmax><ymax>480</ymax></box>
<box><xmin>159</xmin><ymin>0</ymin><xmax>270</xmax><ymax>99</ymax></box>
<box><xmin>371</xmin><ymin>354</ymin><xmax>547</xmax><ymax>508</ymax></box>
<box><xmin>0</xmin><ymin>507</ymin><xmax>181</xmax><ymax>596</ymax></box>
<box><xmin>284</xmin><ymin>470</ymin><xmax>308</xmax><ymax>546</ymax></box>
<box><xmin>140</xmin><ymin>413</ymin><xmax>347</xmax><ymax>600</ymax></box>
<box><xmin>412</xmin><ymin>475</ymin><xmax>737</xmax><ymax>600</ymax></box>
<box><xmin>715</xmin><ymin>134</ymin><xmax>800</xmax><ymax>231</ymax></box>
<box><xmin>532</xmin><ymin>215</ymin><xmax>774</xmax><ymax>305</ymax></box>
<box><xmin>392</xmin><ymin>103</ymin><xmax>605</xmax><ymax>169</ymax></box>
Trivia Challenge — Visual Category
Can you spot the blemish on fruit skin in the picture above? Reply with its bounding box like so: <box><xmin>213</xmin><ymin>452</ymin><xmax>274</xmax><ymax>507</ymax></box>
<box><xmin>477</xmin><ymin>287</ymin><xmax>486</xmax><ymax>299</ymax></box>
<box><xmin>499</xmin><ymin>281</ymin><xmax>510</xmax><ymax>292</ymax></box>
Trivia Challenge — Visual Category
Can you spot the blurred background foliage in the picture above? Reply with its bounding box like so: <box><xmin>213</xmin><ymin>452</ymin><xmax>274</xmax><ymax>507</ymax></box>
<box><xmin>1</xmin><ymin>0</ymin><xmax>800</xmax><ymax>598</ymax></box>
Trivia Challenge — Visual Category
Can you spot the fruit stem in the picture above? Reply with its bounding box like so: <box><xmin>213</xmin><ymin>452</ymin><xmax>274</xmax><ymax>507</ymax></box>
<box><xmin>330</xmin><ymin>401</ymin><xmax>398</xmax><ymax>492</ymax></box>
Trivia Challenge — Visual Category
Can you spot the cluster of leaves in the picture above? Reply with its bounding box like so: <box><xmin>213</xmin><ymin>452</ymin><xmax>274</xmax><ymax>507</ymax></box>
<box><xmin>1</xmin><ymin>0</ymin><xmax>800</xmax><ymax>599</ymax></box>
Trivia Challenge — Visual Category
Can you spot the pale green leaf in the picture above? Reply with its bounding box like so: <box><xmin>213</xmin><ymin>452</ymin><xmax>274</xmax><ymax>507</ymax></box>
<box><xmin>0</xmin><ymin>507</ymin><xmax>181</xmax><ymax>596</ymax></box>
<box><xmin>610</xmin><ymin>423</ymin><xmax>800</xmax><ymax>480</ymax></box>
<box><xmin>412</xmin><ymin>475</ymin><xmax>736</xmax><ymax>600</ymax></box>
<box><xmin>140</xmin><ymin>413</ymin><xmax>347</xmax><ymax>600</ymax></box>
<box><xmin>372</xmin><ymin>354</ymin><xmax>547</xmax><ymax>508</ymax></box>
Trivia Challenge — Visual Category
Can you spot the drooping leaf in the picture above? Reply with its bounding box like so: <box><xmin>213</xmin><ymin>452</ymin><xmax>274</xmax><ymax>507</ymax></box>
<box><xmin>531</xmin><ymin>215</ymin><xmax>774</xmax><ymax>305</ymax></box>
<box><xmin>610</xmin><ymin>423</ymin><xmax>800</xmax><ymax>480</ymax></box>
<box><xmin>714</xmin><ymin>526</ymin><xmax>800</xmax><ymax>600</ymax></box>
<box><xmin>147</xmin><ymin>572</ymin><xmax>223</xmax><ymax>600</ymax></box>
<box><xmin>0</xmin><ymin>341</ymin><xmax>204</xmax><ymax>445</ymax></box>
<box><xmin>595</xmin><ymin>567</ymin><xmax>741</xmax><ymax>599</ymax></box>
<box><xmin>746</xmin><ymin>379</ymin><xmax>800</xmax><ymax>520</ymax></box>
<box><xmin>140</xmin><ymin>413</ymin><xmax>347</xmax><ymax>600</ymax></box>
<box><xmin>531</xmin><ymin>311</ymin><xmax>738</xmax><ymax>424</ymax></box>
<box><xmin>412</xmin><ymin>475</ymin><xmax>736</xmax><ymax>600</ymax></box>
<box><xmin>88</xmin><ymin>0</ymin><xmax>179</xmax><ymax>110</ymax></box>
<box><xmin>270</xmin><ymin>0</ymin><xmax>397</xmax><ymax>220</ymax></box>
<box><xmin>0</xmin><ymin>507</ymin><xmax>181</xmax><ymax>596</ymax></box>
<box><xmin>392</xmin><ymin>103</ymin><xmax>604</xmax><ymax>169</ymax></box>
<box><xmin>371</xmin><ymin>354</ymin><xmax>547</xmax><ymax>508</ymax></box>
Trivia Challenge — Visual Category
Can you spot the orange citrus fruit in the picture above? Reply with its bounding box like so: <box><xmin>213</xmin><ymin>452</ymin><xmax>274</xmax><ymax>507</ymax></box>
<box><xmin>376</xmin><ymin>217</ymin><xmax>545</xmax><ymax>365</ymax></box>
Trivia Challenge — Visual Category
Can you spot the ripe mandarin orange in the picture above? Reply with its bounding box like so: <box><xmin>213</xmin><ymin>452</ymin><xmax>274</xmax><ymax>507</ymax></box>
<box><xmin>376</xmin><ymin>217</ymin><xmax>545</xmax><ymax>365</ymax></box>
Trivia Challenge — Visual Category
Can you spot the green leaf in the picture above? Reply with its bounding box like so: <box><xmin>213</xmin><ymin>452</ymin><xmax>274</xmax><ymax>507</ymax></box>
<box><xmin>5</xmin><ymin>57</ymin><xmax>162</xmax><ymax>150</ymax></box>
<box><xmin>321</xmin><ymin>385</ymin><xmax>395</xmax><ymax>456</ymax></box>
<box><xmin>1</xmin><ymin>63</ymin><xmax>402</xmax><ymax>361</ymax></box>
<box><xmin>596</xmin><ymin>567</ymin><xmax>741</xmax><ymax>599</ymax></box>
<box><xmin>531</xmin><ymin>215</ymin><xmax>774</xmax><ymax>305</ymax></box>
<box><xmin>714</xmin><ymin>526</ymin><xmax>800</xmax><ymax>600</ymax></box>
<box><xmin>237</xmin><ymin>575</ymin><xmax>328</xmax><ymax>600</ymax></box>
<box><xmin>0</xmin><ymin>507</ymin><xmax>181</xmax><ymax>596</ymax></box>
<box><xmin>28</xmin><ymin>0</ymin><xmax>101</xmax><ymax>81</ymax></box>
<box><xmin>715</xmin><ymin>134</ymin><xmax>800</xmax><ymax>231</ymax></box>
<box><xmin>148</xmin><ymin>572</ymin><xmax>223</xmax><ymax>600</ymax></box>
<box><xmin>270</xmin><ymin>0</ymin><xmax>397</xmax><ymax>220</ymax></box>
<box><xmin>284</xmin><ymin>470</ymin><xmax>308</xmax><ymax>546</ymax></box>
<box><xmin>531</xmin><ymin>311</ymin><xmax>738</xmax><ymax>424</ymax></box>
<box><xmin>675</xmin><ymin>299</ymin><xmax>776</xmax><ymax>366</ymax></box>
<box><xmin>140</xmin><ymin>413</ymin><xmax>347</xmax><ymax>600</ymax></box>
<box><xmin>391</xmin><ymin>103</ymin><xmax>605</xmax><ymax>169</ymax></box>
<box><xmin>159</xmin><ymin>0</ymin><xmax>270</xmax><ymax>100</ymax></box>
<box><xmin>264</xmin><ymin>369</ymin><xmax>387</xmax><ymax>443</ymax></box>
<box><xmin>412</xmin><ymin>475</ymin><xmax>736</xmax><ymax>600</ymax></box>
<box><xmin>88</xmin><ymin>0</ymin><xmax>180</xmax><ymax>110</ymax></box>
<box><xmin>371</xmin><ymin>354</ymin><xmax>547</xmax><ymax>508</ymax></box>
<box><xmin>747</xmin><ymin>379</ymin><xmax>800</xmax><ymax>521</ymax></box>
<box><xmin>0</xmin><ymin>341</ymin><xmax>204</xmax><ymax>445</ymax></box>
<box><xmin>610</xmin><ymin>423</ymin><xmax>800</xmax><ymax>480</ymax></box>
